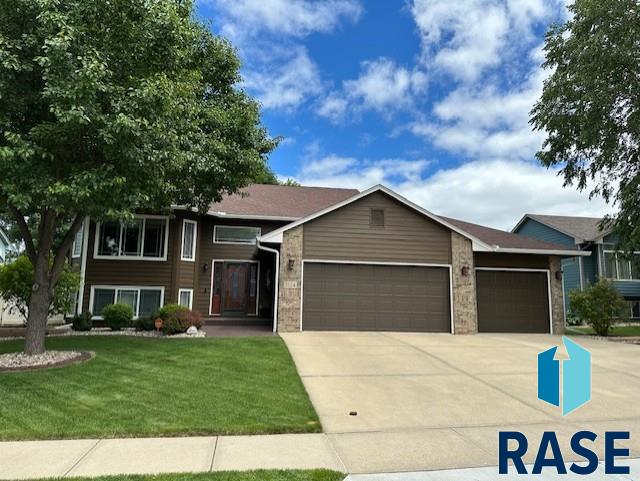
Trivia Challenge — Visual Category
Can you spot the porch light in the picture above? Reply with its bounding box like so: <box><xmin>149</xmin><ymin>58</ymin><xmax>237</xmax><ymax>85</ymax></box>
<box><xmin>461</xmin><ymin>266</ymin><xmax>470</xmax><ymax>277</ymax></box>
<box><xmin>288</xmin><ymin>259</ymin><xmax>295</xmax><ymax>271</ymax></box>
<box><xmin>555</xmin><ymin>270</ymin><xmax>563</xmax><ymax>280</ymax></box>
<box><xmin>203</xmin><ymin>263</ymin><xmax>208</xmax><ymax>272</ymax></box>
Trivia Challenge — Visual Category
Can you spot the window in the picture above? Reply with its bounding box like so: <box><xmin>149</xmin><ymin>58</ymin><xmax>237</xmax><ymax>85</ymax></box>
<box><xmin>631</xmin><ymin>300</ymin><xmax>640</xmax><ymax>319</ymax></box>
<box><xmin>95</xmin><ymin>216</ymin><xmax>168</xmax><ymax>260</ymax></box>
<box><xmin>214</xmin><ymin>225</ymin><xmax>261</xmax><ymax>245</ymax></box>
<box><xmin>604</xmin><ymin>250</ymin><xmax>640</xmax><ymax>281</ymax></box>
<box><xmin>90</xmin><ymin>286</ymin><xmax>164</xmax><ymax>318</ymax></box>
<box><xmin>181</xmin><ymin>220</ymin><xmax>197</xmax><ymax>261</ymax></box>
<box><xmin>370</xmin><ymin>208</ymin><xmax>385</xmax><ymax>227</ymax></box>
<box><xmin>72</xmin><ymin>225</ymin><xmax>84</xmax><ymax>258</ymax></box>
<box><xmin>178</xmin><ymin>289</ymin><xmax>193</xmax><ymax>309</ymax></box>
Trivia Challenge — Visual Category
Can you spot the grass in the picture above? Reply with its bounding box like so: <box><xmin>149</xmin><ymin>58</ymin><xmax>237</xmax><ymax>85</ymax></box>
<box><xmin>566</xmin><ymin>325</ymin><xmax>640</xmax><ymax>337</ymax></box>
<box><xmin>22</xmin><ymin>471</ymin><xmax>344</xmax><ymax>481</ymax></box>
<box><xmin>0</xmin><ymin>336</ymin><xmax>320</xmax><ymax>440</ymax></box>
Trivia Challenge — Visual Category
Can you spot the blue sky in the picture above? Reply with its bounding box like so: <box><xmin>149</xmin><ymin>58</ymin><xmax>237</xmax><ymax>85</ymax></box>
<box><xmin>197</xmin><ymin>0</ymin><xmax>610</xmax><ymax>230</ymax></box>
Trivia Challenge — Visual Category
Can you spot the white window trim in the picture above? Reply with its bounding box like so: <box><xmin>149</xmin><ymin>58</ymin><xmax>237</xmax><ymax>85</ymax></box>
<box><xmin>178</xmin><ymin>288</ymin><xmax>194</xmax><ymax>309</ymax></box>
<box><xmin>72</xmin><ymin>223</ymin><xmax>84</xmax><ymax>258</ymax></box>
<box><xmin>213</xmin><ymin>225</ymin><xmax>262</xmax><ymax>246</ymax></box>
<box><xmin>93</xmin><ymin>215</ymin><xmax>170</xmax><ymax>261</ymax></box>
<box><xmin>181</xmin><ymin>219</ymin><xmax>198</xmax><ymax>262</ymax></box>
<box><xmin>88</xmin><ymin>285</ymin><xmax>165</xmax><ymax>320</ymax></box>
<box><xmin>209</xmin><ymin>259</ymin><xmax>260</xmax><ymax>316</ymax></box>
<box><xmin>300</xmin><ymin>259</ymin><xmax>454</xmax><ymax>334</ymax></box>
<box><xmin>603</xmin><ymin>250</ymin><xmax>640</xmax><ymax>282</ymax></box>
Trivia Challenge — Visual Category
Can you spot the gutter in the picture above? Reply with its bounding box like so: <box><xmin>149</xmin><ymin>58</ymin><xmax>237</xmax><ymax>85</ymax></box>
<box><xmin>256</xmin><ymin>240</ymin><xmax>279</xmax><ymax>333</ymax></box>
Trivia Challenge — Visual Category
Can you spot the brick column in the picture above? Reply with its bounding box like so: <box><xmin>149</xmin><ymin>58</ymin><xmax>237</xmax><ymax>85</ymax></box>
<box><xmin>549</xmin><ymin>255</ymin><xmax>565</xmax><ymax>334</ymax></box>
<box><xmin>451</xmin><ymin>232</ymin><xmax>478</xmax><ymax>334</ymax></box>
<box><xmin>277</xmin><ymin>226</ymin><xmax>303</xmax><ymax>332</ymax></box>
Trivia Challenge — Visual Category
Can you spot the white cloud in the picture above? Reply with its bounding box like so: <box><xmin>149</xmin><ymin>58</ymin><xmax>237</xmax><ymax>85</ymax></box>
<box><xmin>243</xmin><ymin>48</ymin><xmax>322</xmax><ymax>110</ymax></box>
<box><xmin>214</xmin><ymin>0</ymin><xmax>362</xmax><ymax>38</ymax></box>
<box><xmin>287</xmin><ymin>153</ymin><xmax>610</xmax><ymax>230</ymax></box>
<box><xmin>317</xmin><ymin>58</ymin><xmax>428</xmax><ymax>121</ymax></box>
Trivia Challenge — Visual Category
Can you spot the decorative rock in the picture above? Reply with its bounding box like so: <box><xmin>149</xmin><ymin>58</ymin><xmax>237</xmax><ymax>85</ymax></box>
<box><xmin>0</xmin><ymin>350</ymin><xmax>89</xmax><ymax>371</ymax></box>
<box><xmin>186</xmin><ymin>326</ymin><xmax>198</xmax><ymax>335</ymax></box>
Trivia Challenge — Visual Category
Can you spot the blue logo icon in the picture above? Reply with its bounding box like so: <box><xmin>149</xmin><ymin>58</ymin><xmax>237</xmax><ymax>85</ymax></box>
<box><xmin>538</xmin><ymin>337</ymin><xmax>591</xmax><ymax>415</ymax></box>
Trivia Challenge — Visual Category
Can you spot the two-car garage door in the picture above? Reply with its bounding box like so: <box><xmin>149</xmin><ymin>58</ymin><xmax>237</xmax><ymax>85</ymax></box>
<box><xmin>302</xmin><ymin>262</ymin><xmax>451</xmax><ymax>332</ymax></box>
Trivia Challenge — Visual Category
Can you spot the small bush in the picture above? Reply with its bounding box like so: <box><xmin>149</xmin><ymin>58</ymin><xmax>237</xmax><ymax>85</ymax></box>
<box><xmin>162</xmin><ymin>308</ymin><xmax>203</xmax><ymax>335</ymax></box>
<box><xmin>134</xmin><ymin>316</ymin><xmax>155</xmax><ymax>331</ymax></box>
<box><xmin>102</xmin><ymin>303</ymin><xmax>134</xmax><ymax>331</ymax></box>
<box><xmin>153</xmin><ymin>303</ymin><xmax>185</xmax><ymax>321</ymax></box>
<box><xmin>72</xmin><ymin>311</ymin><xmax>93</xmax><ymax>331</ymax></box>
<box><xmin>569</xmin><ymin>280</ymin><xmax>629</xmax><ymax>336</ymax></box>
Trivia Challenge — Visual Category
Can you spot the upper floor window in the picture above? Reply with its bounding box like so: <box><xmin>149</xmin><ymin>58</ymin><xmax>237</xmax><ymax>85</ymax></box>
<box><xmin>370</xmin><ymin>208</ymin><xmax>385</xmax><ymax>228</ymax></box>
<box><xmin>181</xmin><ymin>220</ymin><xmax>197</xmax><ymax>261</ymax></box>
<box><xmin>72</xmin><ymin>224</ymin><xmax>84</xmax><ymax>258</ymax></box>
<box><xmin>214</xmin><ymin>225</ymin><xmax>261</xmax><ymax>245</ymax></box>
<box><xmin>604</xmin><ymin>250</ymin><xmax>640</xmax><ymax>280</ymax></box>
<box><xmin>95</xmin><ymin>216</ymin><xmax>168</xmax><ymax>260</ymax></box>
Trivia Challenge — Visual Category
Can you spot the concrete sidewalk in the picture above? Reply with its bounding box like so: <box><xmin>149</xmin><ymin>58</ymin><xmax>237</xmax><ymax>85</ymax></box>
<box><xmin>0</xmin><ymin>434</ymin><xmax>345</xmax><ymax>480</ymax></box>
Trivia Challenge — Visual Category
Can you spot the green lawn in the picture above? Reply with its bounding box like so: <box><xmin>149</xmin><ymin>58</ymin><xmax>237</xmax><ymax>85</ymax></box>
<box><xmin>0</xmin><ymin>336</ymin><xmax>320</xmax><ymax>440</ymax></box>
<box><xmin>566</xmin><ymin>325</ymin><xmax>640</xmax><ymax>337</ymax></box>
<box><xmin>23</xmin><ymin>471</ymin><xmax>343</xmax><ymax>481</ymax></box>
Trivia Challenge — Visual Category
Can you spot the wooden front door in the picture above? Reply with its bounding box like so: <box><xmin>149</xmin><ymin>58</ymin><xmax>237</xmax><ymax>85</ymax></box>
<box><xmin>224</xmin><ymin>263</ymin><xmax>249</xmax><ymax>312</ymax></box>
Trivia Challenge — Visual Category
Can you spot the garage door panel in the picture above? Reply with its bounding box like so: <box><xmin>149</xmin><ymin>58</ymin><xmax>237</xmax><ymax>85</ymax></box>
<box><xmin>303</xmin><ymin>263</ymin><xmax>450</xmax><ymax>332</ymax></box>
<box><xmin>476</xmin><ymin>270</ymin><xmax>550</xmax><ymax>333</ymax></box>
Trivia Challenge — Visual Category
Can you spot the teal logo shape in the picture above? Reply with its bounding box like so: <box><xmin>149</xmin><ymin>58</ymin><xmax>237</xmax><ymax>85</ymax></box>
<box><xmin>537</xmin><ymin>337</ymin><xmax>591</xmax><ymax>415</ymax></box>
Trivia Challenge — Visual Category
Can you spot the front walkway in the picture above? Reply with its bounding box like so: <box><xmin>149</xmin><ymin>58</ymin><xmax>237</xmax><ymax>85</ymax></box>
<box><xmin>0</xmin><ymin>434</ymin><xmax>344</xmax><ymax>480</ymax></box>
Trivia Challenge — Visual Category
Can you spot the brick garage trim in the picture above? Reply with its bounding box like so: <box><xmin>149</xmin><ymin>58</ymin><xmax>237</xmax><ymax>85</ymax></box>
<box><xmin>451</xmin><ymin>232</ymin><xmax>478</xmax><ymax>334</ymax></box>
<box><xmin>277</xmin><ymin>226</ymin><xmax>303</xmax><ymax>332</ymax></box>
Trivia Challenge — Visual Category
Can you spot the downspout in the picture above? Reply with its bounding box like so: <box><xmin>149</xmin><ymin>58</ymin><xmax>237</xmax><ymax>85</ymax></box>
<box><xmin>257</xmin><ymin>240</ymin><xmax>279</xmax><ymax>333</ymax></box>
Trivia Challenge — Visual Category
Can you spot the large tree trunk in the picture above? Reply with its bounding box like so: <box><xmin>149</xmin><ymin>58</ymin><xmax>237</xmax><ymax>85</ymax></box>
<box><xmin>24</xmin><ymin>283</ymin><xmax>52</xmax><ymax>355</ymax></box>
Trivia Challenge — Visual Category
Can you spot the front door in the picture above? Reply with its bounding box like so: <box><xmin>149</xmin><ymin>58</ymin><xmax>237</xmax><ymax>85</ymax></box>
<box><xmin>224</xmin><ymin>263</ymin><xmax>249</xmax><ymax>313</ymax></box>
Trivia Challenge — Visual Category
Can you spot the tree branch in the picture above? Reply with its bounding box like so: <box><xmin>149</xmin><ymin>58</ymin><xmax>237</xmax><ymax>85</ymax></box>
<box><xmin>50</xmin><ymin>214</ymin><xmax>83</xmax><ymax>286</ymax></box>
<box><xmin>7</xmin><ymin>203</ymin><xmax>37</xmax><ymax>264</ymax></box>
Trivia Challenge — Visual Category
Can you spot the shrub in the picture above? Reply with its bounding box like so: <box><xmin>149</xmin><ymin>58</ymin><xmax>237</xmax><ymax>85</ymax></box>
<box><xmin>102</xmin><ymin>303</ymin><xmax>134</xmax><ymax>331</ymax></box>
<box><xmin>569</xmin><ymin>280</ymin><xmax>629</xmax><ymax>336</ymax></box>
<box><xmin>153</xmin><ymin>303</ymin><xmax>185</xmax><ymax>321</ymax></box>
<box><xmin>72</xmin><ymin>311</ymin><xmax>93</xmax><ymax>331</ymax></box>
<box><xmin>134</xmin><ymin>316</ymin><xmax>155</xmax><ymax>331</ymax></box>
<box><xmin>162</xmin><ymin>308</ymin><xmax>203</xmax><ymax>335</ymax></box>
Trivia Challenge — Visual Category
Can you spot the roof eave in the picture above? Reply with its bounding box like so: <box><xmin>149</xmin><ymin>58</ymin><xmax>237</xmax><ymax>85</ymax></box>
<box><xmin>488</xmin><ymin>247</ymin><xmax>591</xmax><ymax>256</ymax></box>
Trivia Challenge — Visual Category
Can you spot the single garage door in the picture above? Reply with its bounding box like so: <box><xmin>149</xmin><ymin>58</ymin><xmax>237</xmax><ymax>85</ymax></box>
<box><xmin>476</xmin><ymin>269</ymin><xmax>550</xmax><ymax>333</ymax></box>
<box><xmin>302</xmin><ymin>262</ymin><xmax>450</xmax><ymax>332</ymax></box>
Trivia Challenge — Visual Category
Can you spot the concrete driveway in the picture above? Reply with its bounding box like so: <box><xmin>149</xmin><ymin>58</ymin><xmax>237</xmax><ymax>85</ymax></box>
<box><xmin>281</xmin><ymin>332</ymin><xmax>640</xmax><ymax>475</ymax></box>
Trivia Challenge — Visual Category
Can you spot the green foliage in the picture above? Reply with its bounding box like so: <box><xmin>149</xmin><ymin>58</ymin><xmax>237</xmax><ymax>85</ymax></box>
<box><xmin>101</xmin><ymin>303</ymin><xmax>133</xmax><ymax>331</ymax></box>
<box><xmin>71</xmin><ymin>311</ymin><xmax>92</xmax><ymax>331</ymax></box>
<box><xmin>531</xmin><ymin>0</ymin><xmax>640</xmax><ymax>254</ymax></box>
<box><xmin>134</xmin><ymin>316</ymin><xmax>155</xmax><ymax>332</ymax></box>
<box><xmin>0</xmin><ymin>255</ymin><xmax>79</xmax><ymax>320</ymax></box>
<box><xmin>569</xmin><ymin>280</ymin><xmax>629</xmax><ymax>336</ymax></box>
<box><xmin>153</xmin><ymin>303</ymin><xmax>185</xmax><ymax>321</ymax></box>
<box><xmin>162</xmin><ymin>307</ymin><xmax>203</xmax><ymax>335</ymax></box>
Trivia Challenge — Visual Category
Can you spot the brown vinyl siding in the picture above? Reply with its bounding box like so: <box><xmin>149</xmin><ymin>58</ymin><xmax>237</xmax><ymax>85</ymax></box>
<box><xmin>81</xmin><ymin>219</ymin><xmax>175</xmax><ymax>312</ymax></box>
<box><xmin>194</xmin><ymin>218</ymin><xmax>287</xmax><ymax>316</ymax></box>
<box><xmin>474</xmin><ymin>252</ymin><xmax>550</xmax><ymax>269</ymax></box>
<box><xmin>302</xmin><ymin>262</ymin><xmax>450</xmax><ymax>332</ymax></box>
<box><xmin>303</xmin><ymin>191</ymin><xmax>452</xmax><ymax>264</ymax></box>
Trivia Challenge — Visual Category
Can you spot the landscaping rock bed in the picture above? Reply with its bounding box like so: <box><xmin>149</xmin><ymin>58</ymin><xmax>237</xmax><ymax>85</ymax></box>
<box><xmin>0</xmin><ymin>325</ymin><xmax>206</xmax><ymax>342</ymax></box>
<box><xmin>0</xmin><ymin>350</ymin><xmax>94</xmax><ymax>372</ymax></box>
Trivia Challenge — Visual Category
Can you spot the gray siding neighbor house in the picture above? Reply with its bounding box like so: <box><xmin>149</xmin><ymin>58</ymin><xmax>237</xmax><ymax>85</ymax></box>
<box><xmin>513</xmin><ymin>214</ymin><xmax>640</xmax><ymax>320</ymax></box>
<box><xmin>72</xmin><ymin>184</ymin><xmax>589</xmax><ymax>334</ymax></box>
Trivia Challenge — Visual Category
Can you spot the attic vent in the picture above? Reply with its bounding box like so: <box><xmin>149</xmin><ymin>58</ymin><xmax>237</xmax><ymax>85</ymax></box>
<box><xmin>370</xmin><ymin>208</ymin><xmax>385</xmax><ymax>228</ymax></box>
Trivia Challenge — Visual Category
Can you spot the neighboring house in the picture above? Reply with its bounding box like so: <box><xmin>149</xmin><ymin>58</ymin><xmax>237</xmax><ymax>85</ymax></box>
<box><xmin>73</xmin><ymin>183</ymin><xmax>587</xmax><ymax>334</ymax></box>
<box><xmin>513</xmin><ymin>214</ymin><xmax>640</xmax><ymax>320</ymax></box>
<box><xmin>0</xmin><ymin>226</ymin><xmax>24</xmax><ymax>326</ymax></box>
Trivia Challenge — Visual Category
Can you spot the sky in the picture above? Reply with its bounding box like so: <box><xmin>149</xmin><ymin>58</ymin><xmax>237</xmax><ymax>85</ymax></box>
<box><xmin>196</xmin><ymin>0</ymin><xmax>611</xmax><ymax>230</ymax></box>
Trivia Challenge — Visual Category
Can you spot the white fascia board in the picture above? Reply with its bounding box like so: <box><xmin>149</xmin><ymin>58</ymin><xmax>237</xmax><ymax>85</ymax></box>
<box><xmin>490</xmin><ymin>247</ymin><xmax>592</xmax><ymax>256</ymax></box>
<box><xmin>259</xmin><ymin>184</ymin><xmax>492</xmax><ymax>249</ymax></box>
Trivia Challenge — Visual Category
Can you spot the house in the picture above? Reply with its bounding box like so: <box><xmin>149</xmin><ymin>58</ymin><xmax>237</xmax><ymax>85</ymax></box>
<box><xmin>73</xmin><ymin>184</ymin><xmax>588</xmax><ymax>334</ymax></box>
<box><xmin>513</xmin><ymin>214</ymin><xmax>640</xmax><ymax>320</ymax></box>
<box><xmin>0</xmin><ymin>226</ymin><xmax>24</xmax><ymax>326</ymax></box>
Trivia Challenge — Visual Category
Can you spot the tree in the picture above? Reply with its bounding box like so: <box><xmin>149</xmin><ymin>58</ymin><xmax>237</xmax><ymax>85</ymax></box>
<box><xmin>569</xmin><ymin>280</ymin><xmax>629</xmax><ymax>336</ymax></box>
<box><xmin>0</xmin><ymin>0</ymin><xmax>277</xmax><ymax>354</ymax></box>
<box><xmin>0</xmin><ymin>255</ymin><xmax>79</xmax><ymax>323</ymax></box>
<box><xmin>531</xmin><ymin>0</ymin><xmax>639</xmax><ymax>253</ymax></box>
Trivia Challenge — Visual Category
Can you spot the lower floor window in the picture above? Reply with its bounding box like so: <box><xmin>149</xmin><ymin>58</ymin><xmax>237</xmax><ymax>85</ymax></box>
<box><xmin>91</xmin><ymin>286</ymin><xmax>164</xmax><ymax>318</ymax></box>
<box><xmin>631</xmin><ymin>300</ymin><xmax>640</xmax><ymax>319</ymax></box>
<box><xmin>178</xmin><ymin>289</ymin><xmax>193</xmax><ymax>309</ymax></box>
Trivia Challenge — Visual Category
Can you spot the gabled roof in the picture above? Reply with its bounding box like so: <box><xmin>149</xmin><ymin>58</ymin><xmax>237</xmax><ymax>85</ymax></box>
<box><xmin>442</xmin><ymin>216</ymin><xmax>587</xmax><ymax>256</ymax></box>
<box><xmin>512</xmin><ymin>214</ymin><xmax>609</xmax><ymax>243</ymax></box>
<box><xmin>206</xmin><ymin>184</ymin><xmax>359</xmax><ymax>221</ymax></box>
